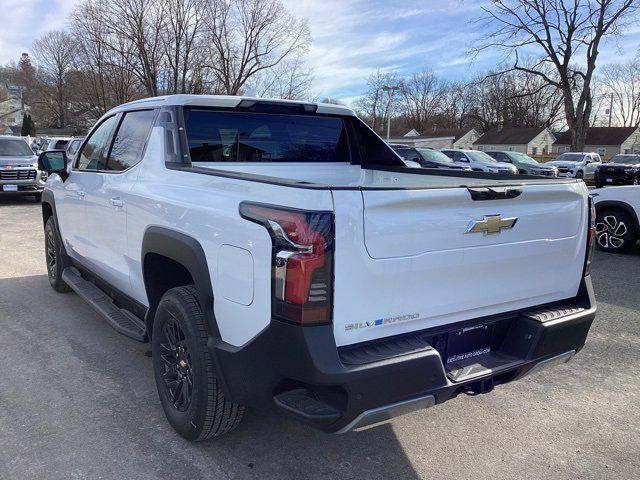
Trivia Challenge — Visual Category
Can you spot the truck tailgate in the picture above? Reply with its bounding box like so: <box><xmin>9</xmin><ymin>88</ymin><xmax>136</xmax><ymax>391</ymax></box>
<box><xmin>331</xmin><ymin>182</ymin><xmax>588</xmax><ymax>347</ymax></box>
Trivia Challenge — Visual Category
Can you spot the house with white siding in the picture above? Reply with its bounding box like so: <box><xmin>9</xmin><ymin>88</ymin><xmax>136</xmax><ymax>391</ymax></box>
<box><xmin>474</xmin><ymin>127</ymin><xmax>555</xmax><ymax>155</ymax></box>
<box><xmin>388</xmin><ymin>128</ymin><xmax>480</xmax><ymax>149</ymax></box>
<box><xmin>552</xmin><ymin>127</ymin><xmax>640</xmax><ymax>157</ymax></box>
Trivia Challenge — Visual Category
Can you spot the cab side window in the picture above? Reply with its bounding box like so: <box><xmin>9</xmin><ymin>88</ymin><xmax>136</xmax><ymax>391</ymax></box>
<box><xmin>106</xmin><ymin>110</ymin><xmax>156</xmax><ymax>171</ymax></box>
<box><xmin>402</xmin><ymin>149</ymin><xmax>421</xmax><ymax>163</ymax></box>
<box><xmin>76</xmin><ymin>116</ymin><xmax>119</xmax><ymax>170</ymax></box>
<box><xmin>451</xmin><ymin>151</ymin><xmax>468</xmax><ymax>162</ymax></box>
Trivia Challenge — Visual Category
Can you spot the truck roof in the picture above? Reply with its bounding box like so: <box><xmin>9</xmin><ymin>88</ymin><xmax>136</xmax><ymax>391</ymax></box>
<box><xmin>109</xmin><ymin>94</ymin><xmax>355</xmax><ymax>117</ymax></box>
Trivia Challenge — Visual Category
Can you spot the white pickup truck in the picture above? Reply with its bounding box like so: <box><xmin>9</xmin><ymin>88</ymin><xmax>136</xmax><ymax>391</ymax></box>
<box><xmin>38</xmin><ymin>95</ymin><xmax>597</xmax><ymax>441</ymax></box>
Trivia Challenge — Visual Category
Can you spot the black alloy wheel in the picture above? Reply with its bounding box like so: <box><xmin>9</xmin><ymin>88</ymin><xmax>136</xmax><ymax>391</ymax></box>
<box><xmin>44</xmin><ymin>217</ymin><xmax>70</xmax><ymax>293</ymax></box>
<box><xmin>158</xmin><ymin>316</ymin><xmax>194</xmax><ymax>412</ymax></box>
<box><xmin>152</xmin><ymin>285</ymin><xmax>244</xmax><ymax>441</ymax></box>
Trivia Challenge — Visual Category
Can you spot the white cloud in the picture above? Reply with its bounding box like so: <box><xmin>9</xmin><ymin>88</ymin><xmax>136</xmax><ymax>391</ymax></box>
<box><xmin>0</xmin><ymin>0</ymin><xmax>77</xmax><ymax>64</ymax></box>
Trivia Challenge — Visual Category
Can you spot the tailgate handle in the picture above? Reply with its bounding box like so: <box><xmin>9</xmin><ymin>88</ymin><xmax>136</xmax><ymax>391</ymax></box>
<box><xmin>467</xmin><ymin>187</ymin><xmax>522</xmax><ymax>201</ymax></box>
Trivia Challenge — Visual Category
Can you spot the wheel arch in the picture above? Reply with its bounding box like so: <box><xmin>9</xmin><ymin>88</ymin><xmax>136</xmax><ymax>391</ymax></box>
<box><xmin>141</xmin><ymin>227</ymin><xmax>220</xmax><ymax>339</ymax></box>
<box><xmin>595</xmin><ymin>200</ymin><xmax>640</xmax><ymax>234</ymax></box>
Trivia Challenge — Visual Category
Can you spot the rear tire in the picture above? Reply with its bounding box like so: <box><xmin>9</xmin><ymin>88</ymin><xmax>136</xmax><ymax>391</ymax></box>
<box><xmin>44</xmin><ymin>217</ymin><xmax>70</xmax><ymax>293</ymax></box>
<box><xmin>634</xmin><ymin>176</ymin><xmax>639</xmax><ymax>186</ymax></box>
<box><xmin>595</xmin><ymin>209</ymin><xmax>637</xmax><ymax>254</ymax></box>
<box><xmin>152</xmin><ymin>285</ymin><xmax>244</xmax><ymax>441</ymax></box>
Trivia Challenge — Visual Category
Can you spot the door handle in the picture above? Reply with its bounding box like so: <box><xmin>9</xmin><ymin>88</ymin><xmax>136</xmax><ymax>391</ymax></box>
<box><xmin>77</xmin><ymin>190</ymin><xmax>86</xmax><ymax>198</ymax></box>
<box><xmin>110</xmin><ymin>197</ymin><xmax>124</xmax><ymax>208</ymax></box>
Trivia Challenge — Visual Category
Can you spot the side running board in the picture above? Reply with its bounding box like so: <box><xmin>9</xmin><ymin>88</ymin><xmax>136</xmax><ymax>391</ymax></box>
<box><xmin>62</xmin><ymin>267</ymin><xmax>148</xmax><ymax>342</ymax></box>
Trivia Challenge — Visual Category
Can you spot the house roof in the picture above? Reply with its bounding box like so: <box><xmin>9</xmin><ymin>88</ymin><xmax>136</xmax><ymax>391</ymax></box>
<box><xmin>37</xmin><ymin>127</ymin><xmax>77</xmax><ymax>136</ymax></box>
<box><xmin>403</xmin><ymin>128</ymin><xmax>475</xmax><ymax>141</ymax></box>
<box><xmin>475</xmin><ymin>127</ymin><xmax>547</xmax><ymax>145</ymax></box>
<box><xmin>429</xmin><ymin>128</ymin><xmax>476</xmax><ymax>141</ymax></box>
<box><xmin>553</xmin><ymin>127</ymin><xmax>638</xmax><ymax>146</ymax></box>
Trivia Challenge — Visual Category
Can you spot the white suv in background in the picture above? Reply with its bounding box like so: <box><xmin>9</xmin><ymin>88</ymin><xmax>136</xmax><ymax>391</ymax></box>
<box><xmin>440</xmin><ymin>149</ymin><xmax>518</xmax><ymax>174</ymax></box>
<box><xmin>546</xmin><ymin>152</ymin><xmax>602</xmax><ymax>180</ymax></box>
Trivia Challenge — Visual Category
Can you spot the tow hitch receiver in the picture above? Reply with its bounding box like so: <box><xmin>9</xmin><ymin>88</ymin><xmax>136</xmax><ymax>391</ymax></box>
<box><xmin>465</xmin><ymin>377</ymin><xmax>494</xmax><ymax>396</ymax></box>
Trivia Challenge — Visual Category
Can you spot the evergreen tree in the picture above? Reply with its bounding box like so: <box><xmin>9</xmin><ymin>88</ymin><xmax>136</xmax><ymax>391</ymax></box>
<box><xmin>28</xmin><ymin>114</ymin><xmax>36</xmax><ymax>136</ymax></box>
<box><xmin>20</xmin><ymin>113</ymin><xmax>29</xmax><ymax>136</ymax></box>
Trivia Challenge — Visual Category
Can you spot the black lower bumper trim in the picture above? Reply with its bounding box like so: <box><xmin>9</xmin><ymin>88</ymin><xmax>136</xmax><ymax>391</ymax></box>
<box><xmin>211</xmin><ymin>277</ymin><xmax>596</xmax><ymax>433</ymax></box>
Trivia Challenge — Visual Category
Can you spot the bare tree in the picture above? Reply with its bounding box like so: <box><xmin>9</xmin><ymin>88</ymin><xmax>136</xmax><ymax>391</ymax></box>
<box><xmin>100</xmin><ymin>0</ymin><xmax>168</xmax><ymax>96</ymax></box>
<box><xmin>161</xmin><ymin>0</ymin><xmax>208</xmax><ymax>94</ymax></box>
<box><xmin>72</xmin><ymin>1</ymin><xmax>142</xmax><ymax>119</ymax></box>
<box><xmin>32</xmin><ymin>30</ymin><xmax>78</xmax><ymax>128</ymax></box>
<box><xmin>435</xmin><ymin>81</ymin><xmax>476</xmax><ymax>129</ymax></box>
<box><xmin>353</xmin><ymin>71</ymin><xmax>402</xmax><ymax>134</ymax></box>
<box><xmin>399</xmin><ymin>69</ymin><xmax>442</xmax><ymax>133</ymax></box>
<box><xmin>248</xmin><ymin>53</ymin><xmax>313</xmax><ymax>100</ymax></box>
<box><xmin>597</xmin><ymin>58</ymin><xmax>640</xmax><ymax>127</ymax></box>
<box><xmin>477</xmin><ymin>0</ymin><xmax>638</xmax><ymax>150</ymax></box>
<box><xmin>203</xmin><ymin>0</ymin><xmax>311</xmax><ymax>95</ymax></box>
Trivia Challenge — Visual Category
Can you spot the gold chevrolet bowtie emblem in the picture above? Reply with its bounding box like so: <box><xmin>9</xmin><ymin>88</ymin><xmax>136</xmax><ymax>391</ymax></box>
<box><xmin>465</xmin><ymin>214</ymin><xmax>518</xmax><ymax>235</ymax></box>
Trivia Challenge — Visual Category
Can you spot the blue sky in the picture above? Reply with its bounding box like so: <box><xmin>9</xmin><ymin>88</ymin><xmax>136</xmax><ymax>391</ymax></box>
<box><xmin>1</xmin><ymin>0</ymin><xmax>640</xmax><ymax>104</ymax></box>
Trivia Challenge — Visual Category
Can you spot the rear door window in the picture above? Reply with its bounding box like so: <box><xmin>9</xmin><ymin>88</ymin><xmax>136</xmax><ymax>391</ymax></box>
<box><xmin>106</xmin><ymin>110</ymin><xmax>156</xmax><ymax>171</ymax></box>
<box><xmin>184</xmin><ymin>110</ymin><xmax>350</xmax><ymax>163</ymax></box>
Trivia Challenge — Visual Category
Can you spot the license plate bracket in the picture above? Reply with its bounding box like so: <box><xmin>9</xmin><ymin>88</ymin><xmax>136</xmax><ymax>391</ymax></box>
<box><xmin>446</xmin><ymin>324</ymin><xmax>492</xmax><ymax>364</ymax></box>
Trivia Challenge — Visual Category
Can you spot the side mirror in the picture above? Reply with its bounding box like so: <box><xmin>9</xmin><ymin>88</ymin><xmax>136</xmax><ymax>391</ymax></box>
<box><xmin>38</xmin><ymin>150</ymin><xmax>69</xmax><ymax>181</ymax></box>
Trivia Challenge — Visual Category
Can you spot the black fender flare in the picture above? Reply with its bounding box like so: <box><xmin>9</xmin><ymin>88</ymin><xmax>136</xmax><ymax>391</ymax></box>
<box><xmin>140</xmin><ymin>226</ymin><xmax>220</xmax><ymax>339</ymax></box>
<box><xmin>41</xmin><ymin>189</ymin><xmax>57</xmax><ymax>229</ymax></box>
<box><xmin>595</xmin><ymin>200</ymin><xmax>640</xmax><ymax>233</ymax></box>
<box><xmin>41</xmin><ymin>190</ymin><xmax>72</xmax><ymax>266</ymax></box>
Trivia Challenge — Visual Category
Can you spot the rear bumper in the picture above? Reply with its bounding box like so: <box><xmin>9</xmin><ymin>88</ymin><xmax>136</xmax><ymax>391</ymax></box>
<box><xmin>211</xmin><ymin>277</ymin><xmax>596</xmax><ymax>433</ymax></box>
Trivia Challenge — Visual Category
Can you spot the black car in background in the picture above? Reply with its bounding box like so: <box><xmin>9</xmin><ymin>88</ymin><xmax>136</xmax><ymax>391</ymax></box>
<box><xmin>391</xmin><ymin>145</ymin><xmax>472</xmax><ymax>170</ymax></box>
<box><xmin>485</xmin><ymin>150</ymin><xmax>559</xmax><ymax>176</ymax></box>
<box><xmin>594</xmin><ymin>154</ymin><xmax>640</xmax><ymax>188</ymax></box>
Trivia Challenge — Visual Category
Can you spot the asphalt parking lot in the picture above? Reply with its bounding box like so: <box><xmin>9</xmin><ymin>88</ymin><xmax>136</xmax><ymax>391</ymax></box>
<box><xmin>0</xmin><ymin>196</ymin><xmax>638</xmax><ymax>480</ymax></box>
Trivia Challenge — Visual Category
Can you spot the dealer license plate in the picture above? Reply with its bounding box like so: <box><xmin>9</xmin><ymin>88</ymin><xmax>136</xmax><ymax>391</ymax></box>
<box><xmin>446</xmin><ymin>324</ymin><xmax>492</xmax><ymax>364</ymax></box>
<box><xmin>2</xmin><ymin>185</ymin><xmax>18</xmax><ymax>192</ymax></box>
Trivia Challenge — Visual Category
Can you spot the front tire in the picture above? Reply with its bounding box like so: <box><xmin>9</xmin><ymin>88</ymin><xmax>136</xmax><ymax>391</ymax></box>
<box><xmin>576</xmin><ymin>170</ymin><xmax>584</xmax><ymax>179</ymax></box>
<box><xmin>152</xmin><ymin>286</ymin><xmax>244</xmax><ymax>441</ymax></box>
<box><xmin>595</xmin><ymin>209</ymin><xmax>637</xmax><ymax>253</ymax></box>
<box><xmin>44</xmin><ymin>217</ymin><xmax>70</xmax><ymax>293</ymax></box>
<box><xmin>633</xmin><ymin>176</ymin><xmax>639</xmax><ymax>186</ymax></box>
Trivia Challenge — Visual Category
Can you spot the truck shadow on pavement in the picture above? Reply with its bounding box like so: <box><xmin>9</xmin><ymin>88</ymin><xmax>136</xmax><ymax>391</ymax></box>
<box><xmin>0</xmin><ymin>273</ymin><xmax>421</xmax><ymax>480</ymax></box>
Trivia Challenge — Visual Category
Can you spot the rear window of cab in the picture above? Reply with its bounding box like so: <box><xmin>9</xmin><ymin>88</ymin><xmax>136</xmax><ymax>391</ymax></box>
<box><xmin>184</xmin><ymin>110</ymin><xmax>351</xmax><ymax>163</ymax></box>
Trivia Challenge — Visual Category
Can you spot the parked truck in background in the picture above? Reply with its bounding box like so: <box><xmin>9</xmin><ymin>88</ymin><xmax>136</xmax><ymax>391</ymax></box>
<box><xmin>0</xmin><ymin>135</ymin><xmax>46</xmax><ymax>201</ymax></box>
<box><xmin>38</xmin><ymin>95</ymin><xmax>597</xmax><ymax>441</ymax></box>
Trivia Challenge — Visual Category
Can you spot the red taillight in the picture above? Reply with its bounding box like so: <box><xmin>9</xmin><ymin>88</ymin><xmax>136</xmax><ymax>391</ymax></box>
<box><xmin>240</xmin><ymin>202</ymin><xmax>334</xmax><ymax>325</ymax></box>
<box><xmin>583</xmin><ymin>195</ymin><xmax>596</xmax><ymax>276</ymax></box>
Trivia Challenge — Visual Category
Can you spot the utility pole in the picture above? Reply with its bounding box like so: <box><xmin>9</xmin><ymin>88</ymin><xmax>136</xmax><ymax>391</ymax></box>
<box><xmin>382</xmin><ymin>85</ymin><xmax>401</xmax><ymax>142</ymax></box>
<box><xmin>608</xmin><ymin>92</ymin><xmax>614</xmax><ymax>128</ymax></box>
